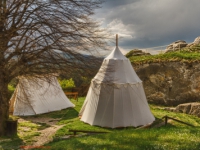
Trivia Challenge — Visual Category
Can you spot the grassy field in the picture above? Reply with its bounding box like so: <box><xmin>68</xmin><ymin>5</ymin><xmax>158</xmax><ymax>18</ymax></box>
<box><xmin>1</xmin><ymin>97</ymin><xmax>200</xmax><ymax>150</ymax></box>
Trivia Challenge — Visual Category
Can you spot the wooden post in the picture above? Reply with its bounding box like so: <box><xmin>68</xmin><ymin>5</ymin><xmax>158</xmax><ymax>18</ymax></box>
<box><xmin>116</xmin><ymin>34</ymin><xmax>118</xmax><ymax>47</ymax></box>
<box><xmin>164</xmin><ymin>116</ymin><xmax>168</xmax><ymax>125</ymax></box>
<box><xmin>6</xmin><ymin>120</ymin><xmax>18</xmax><ymax>136</ymax></box>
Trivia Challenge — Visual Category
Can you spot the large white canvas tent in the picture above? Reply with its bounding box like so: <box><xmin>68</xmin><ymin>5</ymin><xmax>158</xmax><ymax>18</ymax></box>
<box><xmin>79</xmin><ymin>35</ymin><xmax>155</xmax><ymax>128</ymax></box>
<box><xmin>9</xmin><ymin>76</ymin><xmax>75</xmax><ymax>116</ymax></box>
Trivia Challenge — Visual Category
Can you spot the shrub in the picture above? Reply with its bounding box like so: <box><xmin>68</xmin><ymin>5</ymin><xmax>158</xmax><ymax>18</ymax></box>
<box><xmin>58</xmin><ymin>78</ymin><xmax>76</xmax><ymax>90</ymax></box>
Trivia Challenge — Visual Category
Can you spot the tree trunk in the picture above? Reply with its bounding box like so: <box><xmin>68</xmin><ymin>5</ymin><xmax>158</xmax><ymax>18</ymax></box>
<box><xmin>0</xmin><ymin>0</ymin><xmax>10</xmax><ymax>136</ymax></box>
<box><xmin>0</xmin><ymin>80</ymin><xmax>9</xmax><ymax>136</ymax></box>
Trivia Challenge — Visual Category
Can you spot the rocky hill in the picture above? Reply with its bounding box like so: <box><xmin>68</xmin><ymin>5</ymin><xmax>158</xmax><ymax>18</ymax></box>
<box><xmin>128</xmin><ymin>36</ymin><xmax>200</xmax><ymax>106</ymax></box>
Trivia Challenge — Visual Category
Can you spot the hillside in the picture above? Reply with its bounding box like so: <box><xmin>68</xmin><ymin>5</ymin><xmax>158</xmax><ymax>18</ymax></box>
<box><xmin>126</xmin><ymin>45</ymin><xmax>200</xmax><ymax>106</ymax></box>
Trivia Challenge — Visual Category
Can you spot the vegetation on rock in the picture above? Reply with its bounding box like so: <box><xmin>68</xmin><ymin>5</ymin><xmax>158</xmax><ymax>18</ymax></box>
<box><xmin>127</xmin><ymin>45</ymin><xmax>200</xmax><ymax>65</ymax></box>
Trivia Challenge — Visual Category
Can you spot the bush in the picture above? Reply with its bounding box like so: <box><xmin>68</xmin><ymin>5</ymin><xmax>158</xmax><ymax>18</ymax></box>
<box><xmin>8</xmin><ymin>84</ymin><xmax>15</xmax><ymax>93</ymax></box>
<box><xmin>8</xmin><ymin>84</ymin><xmax>16</xmax><ymax>98</ymax></box>
<box><xmin>58</xmin><ymin>78</ymin><xmax>76</xmax><ymax>90</ymax></box>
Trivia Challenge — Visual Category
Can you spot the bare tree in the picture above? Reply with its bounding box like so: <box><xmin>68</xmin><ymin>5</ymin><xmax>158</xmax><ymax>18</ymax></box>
<box><xmin>0</xmin><ymin>0</ymin><xmax>107</xmax><ymax>136</ymax></box>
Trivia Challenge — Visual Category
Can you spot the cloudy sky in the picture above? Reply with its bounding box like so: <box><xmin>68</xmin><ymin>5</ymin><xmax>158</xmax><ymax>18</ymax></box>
<box><xmin>94</xmin><ymin>0</ymin><xmax>200</xmax><ymax>52</ymax></box>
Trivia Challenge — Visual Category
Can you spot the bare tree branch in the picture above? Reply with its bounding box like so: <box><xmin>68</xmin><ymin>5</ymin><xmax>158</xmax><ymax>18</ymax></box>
<box><xmin>0</xmin><ymin>0</ymin><xmax>108</xmax><ymax>136</ymax></box>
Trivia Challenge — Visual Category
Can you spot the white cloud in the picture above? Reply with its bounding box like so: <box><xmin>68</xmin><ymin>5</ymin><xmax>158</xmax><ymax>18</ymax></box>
<box><xmin>107</xmin><ymin>19</ymin><xmax>134</xmax><ymax>39</ymax></box>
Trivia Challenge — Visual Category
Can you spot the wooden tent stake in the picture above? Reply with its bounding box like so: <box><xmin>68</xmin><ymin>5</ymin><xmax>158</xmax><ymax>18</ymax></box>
<box><xmin>162</xmin><ymin>115</ymin><xmax>194</xmax><ymax>127</ymax></box>
<box><xmin>116</xmin><ymin>34</ymin><xmax>118</xmax><ymax>47</ymax></box>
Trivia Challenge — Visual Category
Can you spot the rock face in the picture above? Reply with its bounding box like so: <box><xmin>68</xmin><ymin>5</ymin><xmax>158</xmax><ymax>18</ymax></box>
<box><xmin>174</xmin><ymin>103</ymin><xmax>200</xmax><ymax>117</ymax></box>
<box><xmin>134</xmin><ymin>62</ymin><xmax>200</xmax><ymax>106</ymax></box>
<box><xmin>165</xmin><ymin>40</ymin><xmax>188</xmax><ymax>53</ymax></box>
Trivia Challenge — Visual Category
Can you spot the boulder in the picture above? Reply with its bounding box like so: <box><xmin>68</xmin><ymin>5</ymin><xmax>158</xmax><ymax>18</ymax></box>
<box><xmin>174</xmin><ymin>103</ymin><xmax>200</xmax><ymax>117</ymax></box>
<box><xmin>186</xmin><ymin>36</ymin><xmax>200</xmax><ymax>48</ymax></box>
<box><xmin>165</xmin><ymin>40</ymin><xmax>187</xmax><ymax>53</ymax></box>
<box><xmin>193</xmin><ymin>36</ymin><xmax>200</xmax><ymax>45</ymax></box>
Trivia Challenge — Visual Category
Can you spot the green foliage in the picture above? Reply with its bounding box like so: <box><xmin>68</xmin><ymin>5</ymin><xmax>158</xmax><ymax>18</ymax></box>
<box><xmin>81</xmin><ymin>76</ymin><xmax>91</xmax><ymax>85</ymax></box>
<box><xmin>8</xmin><ymin>84</ymin><xmax>15</xmax><ymax>93</ymax></box>
<box><xmin>8</xmin><ymin>115</ymin><xmax>19</xmax><ymax>121</ymax></box>
<box><xmin>8</xmin><ymin>84</ymin><xmax>16</xmax><ymax>98</ymax></box>
<box><xmin>8</xmin><ymin>78</ymin><xmax>18</xmax><ymax>98</ymax></box>
<box><xmin>125</xmin><ymin>49</ymin><xmax>135</xmax><ymax>58</ymax></box>
<box><xmin>126</xmin><ymin>45</ymin><xmax>200</xmax><ymax>65</ymax></box>
<box><xmin>125</xmin><ymin>49</ymin><xmax>145</xmax><ymax>58</ymax></box>
<box><xmin>58</xmin><ymin>78</ymin><xmax>76</xmax><ymax>90</ymax></box>
<box><xmin>128</xmin><ymin>51</ymin><xmax>200</xmax><ymax>65</ymax></box>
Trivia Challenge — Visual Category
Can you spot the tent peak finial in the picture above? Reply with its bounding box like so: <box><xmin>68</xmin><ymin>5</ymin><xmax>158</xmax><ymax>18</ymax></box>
<box><xmin>116</xmin><ymin>34</ymin><xmax>118</xmax><ymax>47</ymax></box>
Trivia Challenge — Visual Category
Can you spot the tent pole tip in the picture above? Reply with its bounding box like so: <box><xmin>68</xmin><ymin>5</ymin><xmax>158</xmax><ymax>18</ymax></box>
<box><xmin>116</xmin><ymin>34</ymin><xmax>118</xmax><ymax>47</ymax></box>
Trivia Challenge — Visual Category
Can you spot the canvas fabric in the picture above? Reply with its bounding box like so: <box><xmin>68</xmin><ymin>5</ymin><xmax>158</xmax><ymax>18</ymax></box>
<box><xmin>9</xmin><ymin>76</ymin><xmax>75</xmax><ymax>116</ymax></box>
<box><xmin>79</xmin><ymin>47</ymin><xmax>155</xmax><ymax>128</ymax></box>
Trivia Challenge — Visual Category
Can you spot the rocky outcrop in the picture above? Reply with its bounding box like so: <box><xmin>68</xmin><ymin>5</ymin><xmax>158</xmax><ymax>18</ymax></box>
<box><xmin>165</xmin><ymin>36</ymin><xmax>200</xmax><ymax>52</ymax></box>
<box><xmin>194</xmin><ymin>36</ymin><xmax>200</xmax><ymax>45</ymax></box>
<box><xmin>134</xmin><ymin>62</ymin><xmax>200</xmax><ymax>106</ymax></box>
<box><xmin>187</xmin><ymin>36</ymin><xmax>200</xmax><ymax>47</ymax></box>
<box><xmin>165</xmin><ymin>40</ymin><xmax>188</xmax><ymax>53</ymax></box>
<box><xmin>126</xmin><ymin>49</ymin><xmax>151</xmax><ymax>57</ymax></box>
<box><xmin>174</xmin><ymin>103</ymin><xmax>200</xmax><ymax>117</ymax></box>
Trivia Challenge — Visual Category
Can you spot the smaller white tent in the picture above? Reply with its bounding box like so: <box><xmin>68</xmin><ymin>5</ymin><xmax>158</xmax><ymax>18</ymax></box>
<box><xmin>79</xmin><ymin>35</ymin><xmax>155</xmax><ymax>128</ymax></box>
<box><xmin>9</xmin><ymin>76</ymin><xmax>75</xmax><ymax>116</ymax></box>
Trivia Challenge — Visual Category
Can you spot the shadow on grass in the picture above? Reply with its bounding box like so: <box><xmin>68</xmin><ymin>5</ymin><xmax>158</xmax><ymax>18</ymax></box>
<box><xmin>20</xmin><ymin>107</ymin><xmax>79</xmax><ymax>121</ymax></box>
<box><xmin>0</xmin><ymin>135</ymin><xmax>23</xmax><ymax>150</ymax></box>
<box><xmin>51</xmin><ymin>108</ymin><xmax>79</xmax><ymax>120</ymax></box>
<box><xmin>43</xmin><ymin>125</ymin><xmax>200</xmax><ymax>150</ymax></box>
<box><xmin>54</xmin><ymin>114</ymin><xmax>165</xmax><ymax>138</ymax></box>
<box><xmin>45</xmin><ymin>128</ymin><xmax>160</xmax><ymax>150</ymax></box>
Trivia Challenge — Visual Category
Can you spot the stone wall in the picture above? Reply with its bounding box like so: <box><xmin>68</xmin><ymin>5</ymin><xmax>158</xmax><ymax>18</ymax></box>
<box><xmin>134</xmin><ymin>62</ymin><xmax>200</xmax><ymax>106</ymax></box>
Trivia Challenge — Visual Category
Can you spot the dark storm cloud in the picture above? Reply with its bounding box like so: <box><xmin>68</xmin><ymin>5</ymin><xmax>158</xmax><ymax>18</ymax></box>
<box><xmin>101</xmin><ymin>0</ymin><xmax>138</xmax><ymax>8</ymax></box>
<box><xmin>95</xmin><ymin>0</ymin><xmax>200</xmax><ymax>50</ymax></box>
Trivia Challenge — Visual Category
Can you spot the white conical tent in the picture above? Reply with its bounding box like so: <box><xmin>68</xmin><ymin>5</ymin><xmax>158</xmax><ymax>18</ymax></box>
<box><xmin>9</xmin><ymin>76</ymin><xmax>75</xmax><ymax>116</ymax></box>
<box><xmin>79</xmin><ymin>46</ymin><xmax>155</xmax><ymax>128</ymax></box>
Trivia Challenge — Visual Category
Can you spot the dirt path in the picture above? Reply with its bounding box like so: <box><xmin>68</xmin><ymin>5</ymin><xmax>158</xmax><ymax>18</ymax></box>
<box><xmin>18</xmin><ymin>117</ymin><xmax>64</xmax><ymax>147</ymax></box>
<box><xmin>32</xmin><ymin>124</ymin><xmax>64</xmax><ymax>146</ymax></box>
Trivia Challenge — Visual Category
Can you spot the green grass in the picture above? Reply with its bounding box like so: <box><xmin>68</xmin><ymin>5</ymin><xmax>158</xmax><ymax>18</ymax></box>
<box><xmin>17</xmin><ymin>120</ymin><xmax>46</xmax><ymax>145</ymax></box>
<box><xmin>0</xmin><ymin>137</ymin><xmax>23</xmax><ymax>150</ymax></box>
<box><xmin>41</xmin><ymin>98</ymin><xmax>200</xmax><ymax>150</ymax></box>
<box><xmin>45</xmin><ymin>127</ymin><xmax>200</xmax><ymax>150</ymax></box>
<box><xmin>128</xmin><ymin>51</ymin><xmax>200</xmax><ymax>65</ymax></box>
<box><xmin>1</xmin><ymin>98</ymin><xmax>200</xmax><ymax>150</ymax></box>
<box><xmin>0</xmin><ymin>119</ymin><xmax>49</xmax><ymax>149</ymax></box>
